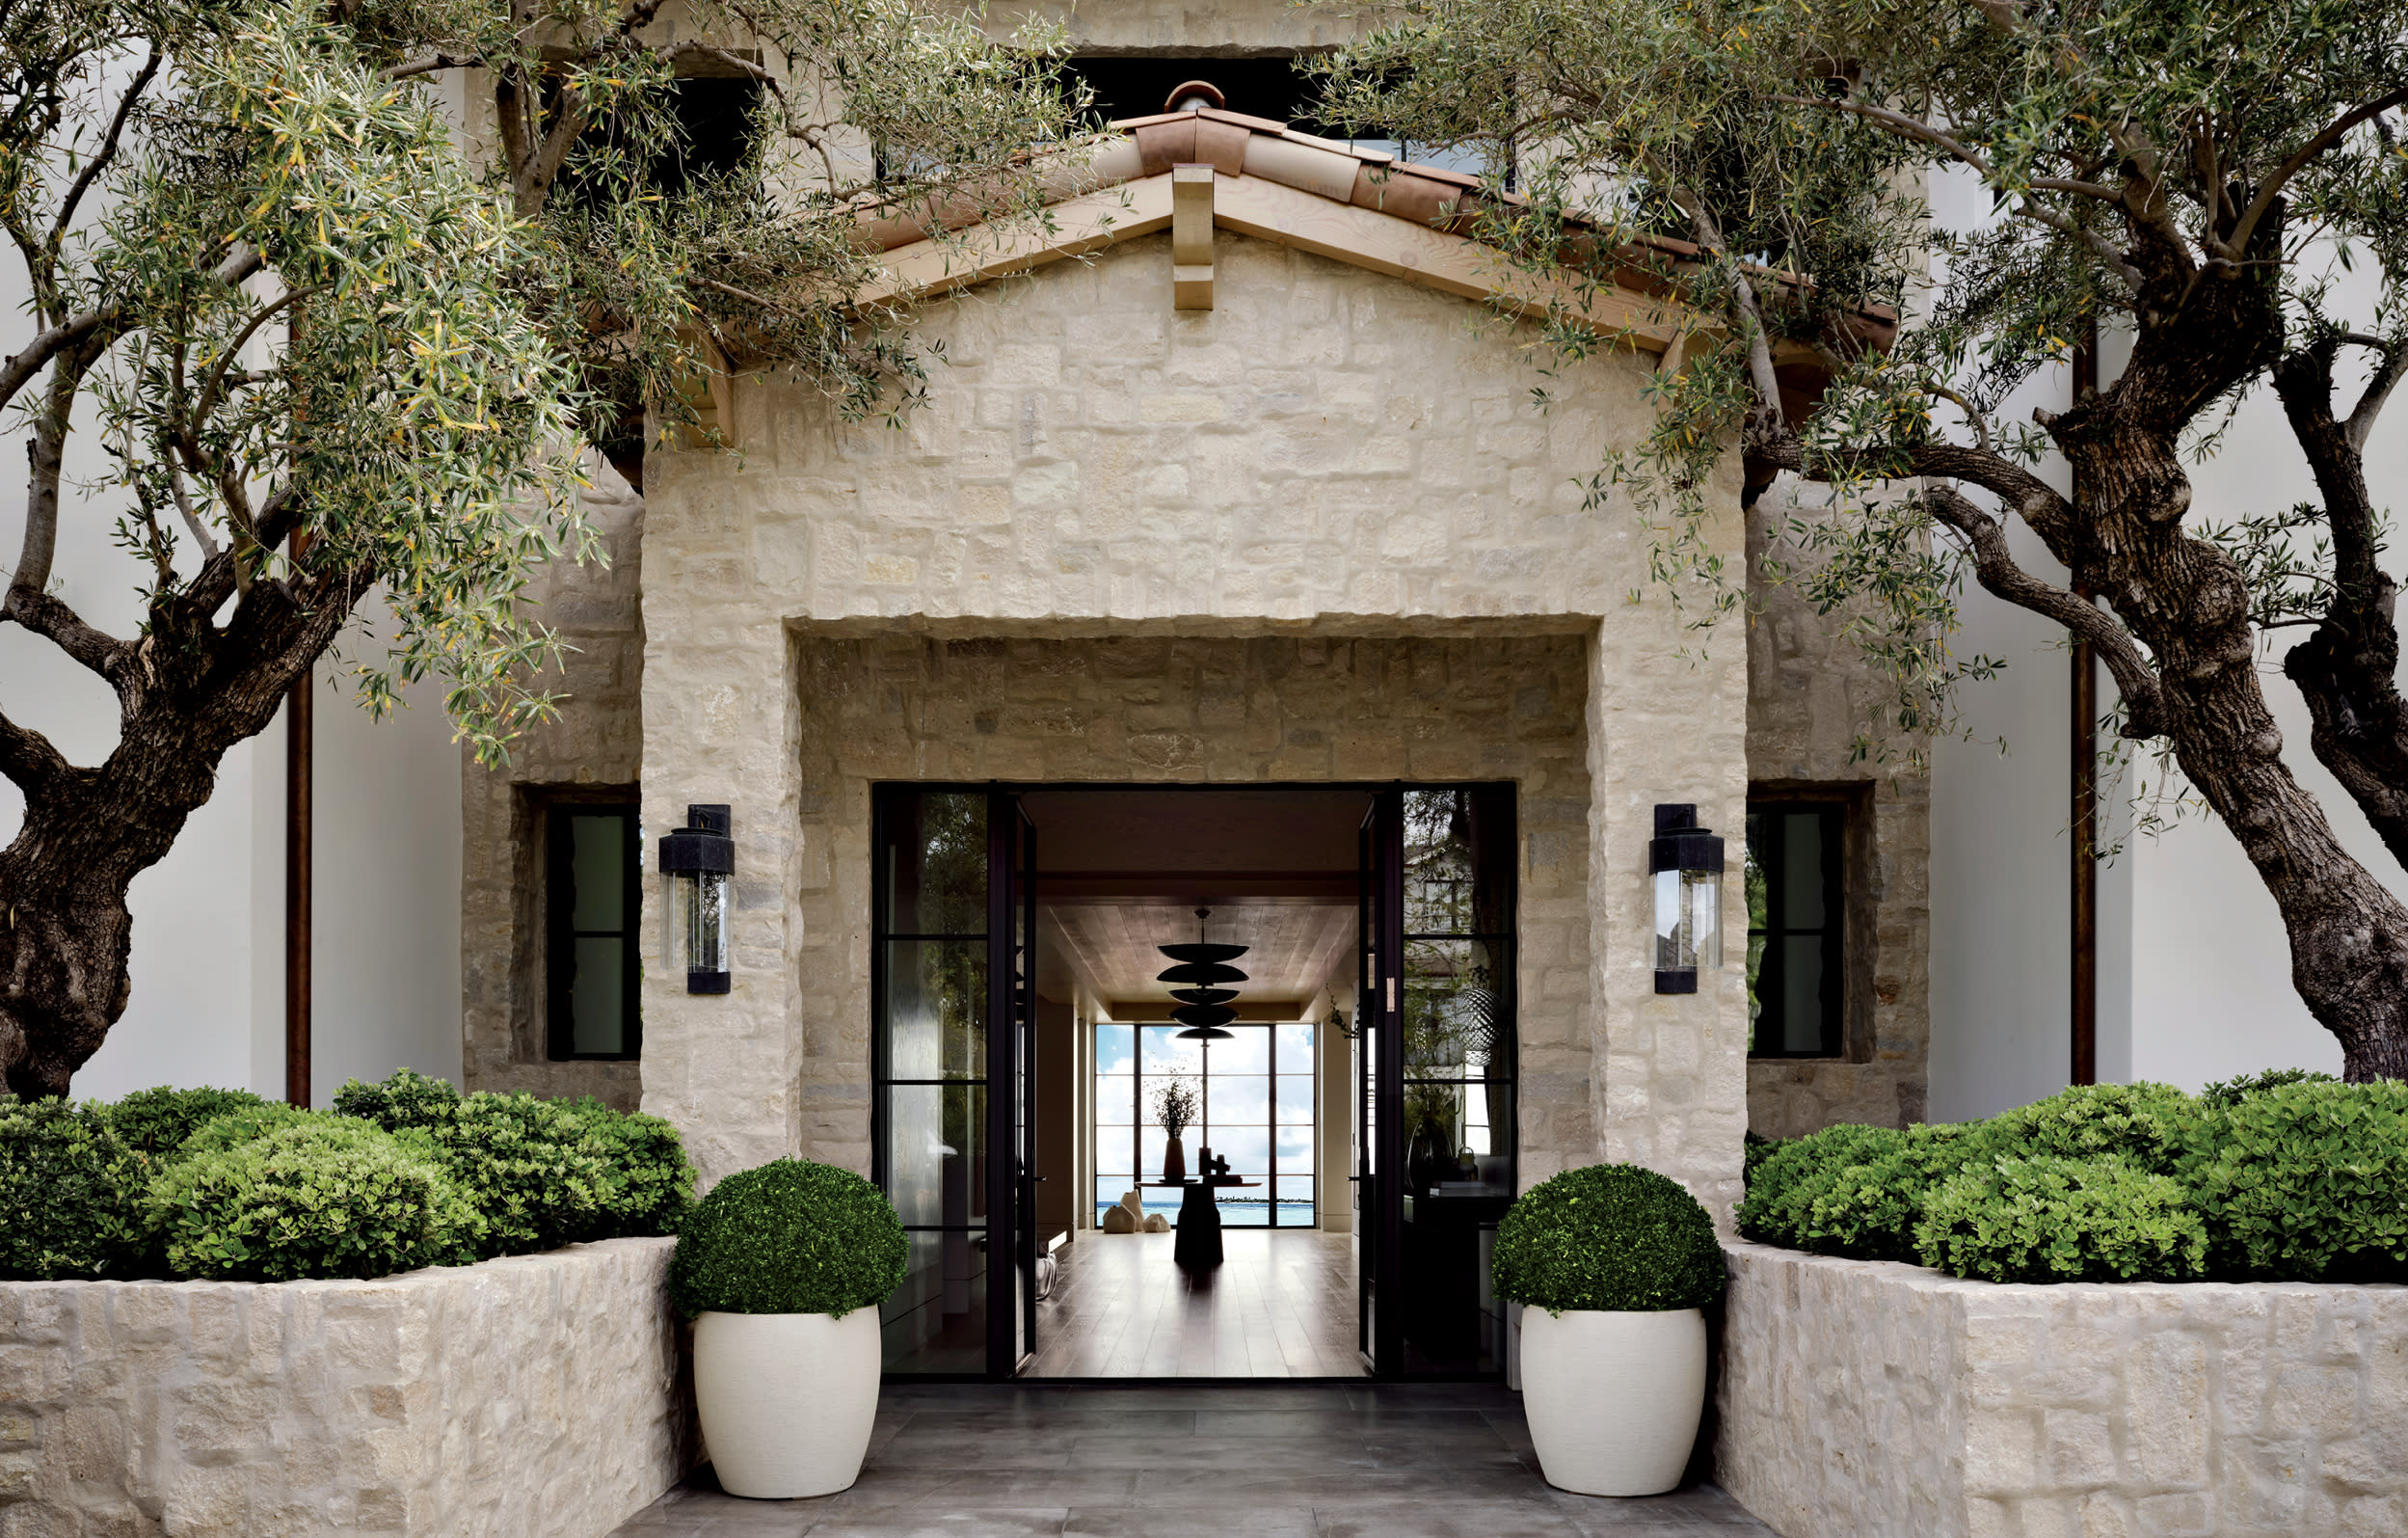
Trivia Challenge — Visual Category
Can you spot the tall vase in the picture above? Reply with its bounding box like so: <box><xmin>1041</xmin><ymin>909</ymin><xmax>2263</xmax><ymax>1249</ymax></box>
<box><xmin>1162</xmin><ymin>1135</ymin><xmax>1187</xmax><ymax>1184</ymax></box>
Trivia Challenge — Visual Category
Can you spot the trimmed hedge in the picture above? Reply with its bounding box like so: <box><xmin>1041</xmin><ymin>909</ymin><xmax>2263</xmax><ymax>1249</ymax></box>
<box><xmin>0</xmin><ymin>1098</ymin><xmax>146</xmax><ymax>1281</ymax></box>
<box><xmin>1492</xmin><ymin>1163</ymin><xmax>1725</xmax><ymax>1313</ymax></box>
<box><xmin>1739</xmin><ymin>1077</ymin><xmax>2406</xmax><ymax>1284</ymax></box>
<box><xmin>2179</xmin><ymin>1079</ymin><xmax>2407</xmax><ymax>1282</ymax></box>
<box><xmin>1735</xmin><ymin>1122</ymin><xmax>1905</xmax><ymax>1250</ymax></box>
<box><xmin>101</xmin><ymin>1086</ymin><xmax>272</xmax><ymax>1158</ymax></box>
<box><xmin>670</xmin><ymin>1159</ymin><xmax>906</xmax><ymax>1318</ymax></box>
<box><xmin>1971</xmin><ymin>1081</ymin><xmax>2193</xmax><ymax>1174</ymax></box>
<box><xmin>1916</xmin><ymin>1155</ymin><xmax>2207</xmax><ymax>1283</ymax></box>
<box><xmin>0</xmin><ymin>1072</ymin><xmax>694</xmax><ymax>1283</ymax></box>
<box><xmin>145</xmin><ymin>1115</ymin><xmax>482</xmax><ymax>1282</ymax></box>
<box><xmin>336</xmin><ymin>1070</ymin><xmax>694</xmax><ymax>1253</ymax></box>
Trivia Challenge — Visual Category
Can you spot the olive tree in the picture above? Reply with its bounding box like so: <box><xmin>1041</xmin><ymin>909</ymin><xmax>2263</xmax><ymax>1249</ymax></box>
<box><xmin>1318</xmin><ymin>0</ymin><xmax>2408</xmax><ymax>1079</ymax></box>
<box><xmin>0</xmin><ymin>0</ymin><xmax>1084</xmax><ymax>1095</ymax></box>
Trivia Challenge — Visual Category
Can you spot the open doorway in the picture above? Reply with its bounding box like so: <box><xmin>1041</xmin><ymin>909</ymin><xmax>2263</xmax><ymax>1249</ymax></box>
<box><xmin>1028</xmin><ymin>789</ymin><xmax>1364</xmax><ymax>1378</ymax></box>
<box><xmin>868</xmin><ymin>783</ymin><xmax>1517</xmax><ymax>1381</ymax></box>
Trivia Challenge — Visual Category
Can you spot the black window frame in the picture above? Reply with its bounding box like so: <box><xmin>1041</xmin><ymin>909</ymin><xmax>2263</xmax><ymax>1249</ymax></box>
<box><xmin>1745</xmin><ymin>799</ymin><xmax>1845</xmax><ymax>1060</ymax></box>
<box><xmin>545</xmin><ymin>799</ymin><xmax>643</xmax><ymax>1062</ymax></box>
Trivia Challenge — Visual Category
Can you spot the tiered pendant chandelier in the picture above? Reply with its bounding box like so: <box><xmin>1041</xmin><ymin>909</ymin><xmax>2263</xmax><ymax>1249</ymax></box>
<box><xmin>1160</xmin><ymin>907</ymin><xmax>1246</xmax><ymax>1040</ymax></box>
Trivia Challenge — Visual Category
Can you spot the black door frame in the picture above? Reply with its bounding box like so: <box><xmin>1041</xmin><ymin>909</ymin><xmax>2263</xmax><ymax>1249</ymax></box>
<box><xmin>871</xmin><ymin>778</ymin><xmax>1516</xmax><ymax>1382</ymax></box>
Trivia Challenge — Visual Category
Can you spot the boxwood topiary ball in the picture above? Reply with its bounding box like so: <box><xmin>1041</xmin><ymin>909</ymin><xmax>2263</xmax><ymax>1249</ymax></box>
<box><xmin>1492</xmin><ymin>1163</ymin><xmax>1725</xmax><ymax>1314</ymax></box>
<box><xmin>670</xmin><ymin>1158</ymin><xmax>908</xmax><ymax>1319</ymax></box>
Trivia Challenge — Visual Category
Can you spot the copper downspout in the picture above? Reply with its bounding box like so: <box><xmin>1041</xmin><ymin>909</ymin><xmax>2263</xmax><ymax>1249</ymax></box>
<box><xmin>284</xmin><ymin>544</ymin><xmax>313</xmax><ymax>1108</ymax></box>
<box><xmin>2070</xmin><ymin>332</ymin><xmax>2100</xmax><ymax>1086</ymax></box>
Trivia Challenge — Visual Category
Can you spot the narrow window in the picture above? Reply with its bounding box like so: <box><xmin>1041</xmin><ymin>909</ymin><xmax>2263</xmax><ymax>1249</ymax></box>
<box><xmin>548</xmin><ymin>802</ymin><xmax>642</xmax><ymax>1060</ymax></box>
<box><xmin>1745</xmin><ymin>802</ymin><xmax>1843</xmax><ymax>1059</ymax></box>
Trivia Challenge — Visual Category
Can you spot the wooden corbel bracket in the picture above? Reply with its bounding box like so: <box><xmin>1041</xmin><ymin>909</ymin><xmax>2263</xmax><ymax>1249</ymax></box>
<box><xmin>1171</xmin><ymin>164</ymin><xmax>1215</xmax><ymax>310</ymax></box>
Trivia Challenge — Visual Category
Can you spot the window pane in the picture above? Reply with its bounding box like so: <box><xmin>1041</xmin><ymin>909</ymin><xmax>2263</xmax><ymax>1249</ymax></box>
<box><xmin>569</xmin><ymin>936</ymin><xmax>625</xmax><ymax>1054</ymax></box>
<box><xmin>886</xmin><ymin>940</ymin><xmax>985</xmax><ymax>1079</ymax></box>
<box><xmin>1403</xmin><ymin>937</ymin><xmax>1505</xmax><ymax>1073</ymax></box>
<box><xmin>1275</xmin><ymin>1174</ymin><xmax>1318</xmax><ymax>1206</ymax></box>
<box><xmin>1275</xmin><ymin>1075</ymin><xmax>1315</xmax><ymax>1126</ymax></box>
<box><xmin>1276</xmin><ymin>1125</ymin><xmax>1314</xmax><ymax>1172</ymax></box>
<box><xmin>1207</xmin><ymin>1075</ymin><xmax>1269</xmax><ymax>1125</ymax></box>
<box><xmin>1208</xmin><ymin>1126</ymin><xmax>1269</xmax><ymax>1173</ymax></box>
<box><xmin>1746</xmin><ymin>931</ymin><xmax>1769</xmax><ymax>1048</ymax></box>
<box><xmin>1781</xmin><ymin>813</ymin><xmax>1828</xmax><ymax>929</ymax></box>
<box><xmin>883</xmin><ymin>792</ymin><xmax>986</xmax><ymax>935</ymax></box>
<box><xmin>1274</xmin><ymin>1019</ymin><xmax>1314</xmax><ymax>1067</ymax></box>
<box><xmin>881</xmin><ymin>1229</ymin><xmax>985</xmax><ymax>1374</ymax></box>
<box><xmin>883</xmin><ymin>1082</ymin><xmax>985</xmax><ymax>1228</ymax></box>
<box><xmin>1745</xmin><ymin>812</ymin><xmax>1769</xmax><ymax>930</ymax></box>
<box><xmin>1218</xmin><ymin>1196</ymin><xmax>1270</xmax><ymax>1226</ymax></box>
<box><xmin>1139</xmin><ymin>1125</ymin><xmax>1170</xmax><ymax>1178</ymax></box>
<box><xmin>1095</xmin><ymin>1022</ymin><xmax>1136</xmax><ymax>1076</ymax></box>
<box><xmin>1209</xmin><ymin>1028</ymin><xmax>1269</xmax><ymax>1075</ymax></box>
<box><xmin>568</xmin><ymin>814</ymin><xmax>626</xmax><ymax>931</ymax></box>
<box><xmin>1780</xmin><ymin>934</ymin><xmax>1827</xmax><ymax>1054</ymax></box>
<box><xmin>1141</xmin><ymin>1026</ymin><xmax>1202</xmax><ymax>1077</ymax></box>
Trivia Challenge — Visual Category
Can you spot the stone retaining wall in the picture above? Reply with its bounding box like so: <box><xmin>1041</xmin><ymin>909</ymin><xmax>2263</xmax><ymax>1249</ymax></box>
<box><xmin>1716</xmin><ymin>1239</ymin><xmax>2408</xmax><ymax>1538</ymax></box>
<box><xmin>0</xmin><ymin>1238</ymin><xmax>690</xmax><ymax>1537</ymax></box>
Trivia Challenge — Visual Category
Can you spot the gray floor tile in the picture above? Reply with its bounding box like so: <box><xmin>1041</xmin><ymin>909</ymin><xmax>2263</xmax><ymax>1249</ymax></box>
<box><xmin>607</xmin><ymin>1385</ymin><xmax>1777</xmax><ymax>1537</ymax></box>
<box><xmin>1064</xmin><ymin>1509</ymin><xmax>1317</xmax><ymax>1538</ymax></box>
<box><xmin>1313</xmin><ymin>1498</ymin><xmax>1588</xmax><ymax>1537</ymax></box>
<box><xmin>799</xmin><ymin>1509</ymin><xmax>1068</xmax><ymax>1538</ymax></box>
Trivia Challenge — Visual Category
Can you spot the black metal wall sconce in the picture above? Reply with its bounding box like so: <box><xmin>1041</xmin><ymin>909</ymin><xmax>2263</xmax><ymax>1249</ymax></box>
<box><xmin>1650</xmin><ymin>803</ymin><xmax>1725</xmax><ymax>994</ymax></box>
<box><xmin>660</xmin><ymin>803</ymin><xmax>733</xmax><ymax>994</ymax></box>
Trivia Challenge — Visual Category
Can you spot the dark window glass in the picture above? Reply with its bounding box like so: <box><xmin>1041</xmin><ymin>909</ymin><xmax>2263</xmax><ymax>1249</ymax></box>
<box><xmin>1746</xmin><ymin>803</ymin><xmax>1844</xmax><ymax>1058</ymax></box>
<box><xmin>547</xmin><ymin>802</ymin><xmax>641</xmax><ymax>1060</ymax></box>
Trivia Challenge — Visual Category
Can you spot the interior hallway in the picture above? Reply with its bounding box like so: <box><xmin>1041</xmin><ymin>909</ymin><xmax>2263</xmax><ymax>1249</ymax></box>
<box><xmin>1026</xmin><ymin>1229</ymin><xmax>1362</xmax><ymax>1379</ymax></box>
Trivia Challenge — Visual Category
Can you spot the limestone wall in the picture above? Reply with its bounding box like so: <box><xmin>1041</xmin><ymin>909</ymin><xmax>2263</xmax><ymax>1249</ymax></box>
<box><xmin>1743</xmin><ymin>483</ymin><xmax>1933</xmax><ymax>1137</ymax></box>
<box><xmin>636</xmin><ymin>226</ymin><xmax>1754</xmax><ymax>1212</ymax></box>
<box><xmin>0</xmin><ymin>1239</ymin><xmax>689</xmax><ymax>1537</ymax></box>
<box><xmin>790</xmin><ymin>632</ymin><xmax>1595</xmax><ymax>1185</ymax></box>
<box><xmin>458</xmin><ymin>454</ymin><xmax>648</xmax><ymax>1109</ymax></box>
<box><xmin>1717</xmin><ymin>1240</ymin><xmax>2408</xmax><ymax>1538</ymax></box>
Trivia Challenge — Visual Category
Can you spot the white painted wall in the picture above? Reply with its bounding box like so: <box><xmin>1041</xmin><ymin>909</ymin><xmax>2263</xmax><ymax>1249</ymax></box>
<box><xmin>1926</xmin><ymin>166</ymin><xmax>2401</xmax><ymax>1115</ymax></box>
<box><xmin>0</xmin><ymin>115</ymin><xmax>465</xmax><ymax>1102</ymax></box>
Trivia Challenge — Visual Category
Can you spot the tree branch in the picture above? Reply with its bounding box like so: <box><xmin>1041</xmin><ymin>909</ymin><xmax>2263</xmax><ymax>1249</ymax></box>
<box><xmin>1923</xmin><ymin>482</ymin><xmax>2167</xmax><ymax>737</ymax></box>
<box><xmin>0</xmin><ymin>704</ymin><xmax>67</xmax><ymax>795</ymax></box>
<box><xmin>190</xmin><ymin>284</ymin><xmax>321</xmax><ymax>438</ymax></box>
<box><xmin>2227</xmin><ymin>88</ymin><xmax>2408</xmax><ymax>258</ymax></box>
<box><xmin>2340</xmin><ymin>334</ymin><xmax>2406</xmax><ymax>455</ymax></box>
<box><xmin>47</xmin><ymin>47</ymin><xmax>161</xmax><ymax>267</ymax></box>
<box><xmin>0</xmin><ymin>585</ymin><xmax>131</xmax><ymax>684</ymax></box>
<box><xmin>1776</xmin><ymin>92</ymin><xmax>2145</xmax><ymax>286</ymax></box>
<box><xmin>383</xmin><ymin>51</ymin><xmax>481</xmax><ymax>82</ymax></box>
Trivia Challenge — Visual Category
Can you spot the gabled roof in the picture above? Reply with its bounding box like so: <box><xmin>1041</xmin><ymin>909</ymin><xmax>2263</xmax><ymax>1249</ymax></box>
<box><xmin>855</xmin><ymin>105</ymin><xmax>1897</xmax><ymax>373</ymax></box>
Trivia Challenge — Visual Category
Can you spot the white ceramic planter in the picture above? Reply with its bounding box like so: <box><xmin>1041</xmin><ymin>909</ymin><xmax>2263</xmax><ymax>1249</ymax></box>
<box><xmin>1518</xmin><ymin>1306</ymin><xmax>1706</xmax><ymax>1497</ymax></box>
<box><xmin>692</xmin><ymin>1307</ymin><xmax>883</xmax><ymax>1498</ymax></box>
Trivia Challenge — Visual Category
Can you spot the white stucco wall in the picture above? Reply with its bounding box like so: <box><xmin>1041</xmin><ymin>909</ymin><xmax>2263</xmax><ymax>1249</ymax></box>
<box><xmin>1926</xmin><ymin>164</ymin><xmax>2402</xmax><ymax>1117</ymax></box>
<box><xmin>0</xmin><ymin>253</ymin><xmax>465</xmax><ymax>1105</ymax></box>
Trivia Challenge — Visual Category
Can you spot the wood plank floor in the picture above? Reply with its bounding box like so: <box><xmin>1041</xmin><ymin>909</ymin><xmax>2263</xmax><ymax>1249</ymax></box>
<box><xmin>1023</xmin><ymin>1228</ymin><xmax>1365</xmax><ymax>1378</ymax></box>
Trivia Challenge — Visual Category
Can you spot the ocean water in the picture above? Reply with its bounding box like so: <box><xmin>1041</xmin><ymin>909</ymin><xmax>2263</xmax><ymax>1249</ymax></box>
<box><xmin>1097</xmin><ymin>1201</ymin><xmax>1317</xmax><ymax>1228</ymax></box>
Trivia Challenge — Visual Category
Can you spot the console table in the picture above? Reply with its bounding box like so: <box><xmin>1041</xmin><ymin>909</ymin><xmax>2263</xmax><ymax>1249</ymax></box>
<box><xmin>1146</xmin><ymin>1179</ymin><xmax>1260</xmax><ymax>1270</ymax></box>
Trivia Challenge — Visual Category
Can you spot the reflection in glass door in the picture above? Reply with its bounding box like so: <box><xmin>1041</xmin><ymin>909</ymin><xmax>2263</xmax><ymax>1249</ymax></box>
<box><xmin>870</xmin><ymin>786</ymin><xmax>1037</xmax><ymax>1378</ymax></box>
<box><xmin>1361</xmin><ymin>784</ymin><xmax>1516</xmax><ymax>1376</ymax></box>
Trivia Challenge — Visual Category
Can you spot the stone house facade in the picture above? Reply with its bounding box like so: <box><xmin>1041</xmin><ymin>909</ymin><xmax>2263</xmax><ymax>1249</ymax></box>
<box><xmin>456</xmin><ymin>6</ymin><xmax>1932</xmax><ymax>1217</ymax></box>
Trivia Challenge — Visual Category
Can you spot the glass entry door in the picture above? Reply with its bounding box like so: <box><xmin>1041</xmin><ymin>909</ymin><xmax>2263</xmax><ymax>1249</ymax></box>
<box><xmin>871</xmin><ymin>785</ymin><xmax>1038</xmax><ymax>1378</ymax></box>
<box><xmin>1360</xmin><ymin>784</ymin><xmax>1517</xmax><ymax>1377</ymax></box>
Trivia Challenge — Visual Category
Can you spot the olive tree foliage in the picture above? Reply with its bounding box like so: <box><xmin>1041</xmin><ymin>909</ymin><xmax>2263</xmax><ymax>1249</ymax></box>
<box><xmin>0</xmin><ymin>0</ymin><xmax>1086</xmax><ymax>1095</ymax></box>
<box><xmin>1316</xmin><ymin>1</ymin><xmax>2408</xmax><ymax>1079</ymax></box>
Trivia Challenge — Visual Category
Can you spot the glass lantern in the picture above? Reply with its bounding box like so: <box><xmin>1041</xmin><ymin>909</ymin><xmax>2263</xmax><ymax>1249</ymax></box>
<box><xmin>1649</xmin><ymin>804</ymin><xmax>1726</xmax><ymax>994</ymax></box>
<box><xmin>659</xmin><ymin>804</ymin><xmax>734</xmax><ymax>994</ymax></box>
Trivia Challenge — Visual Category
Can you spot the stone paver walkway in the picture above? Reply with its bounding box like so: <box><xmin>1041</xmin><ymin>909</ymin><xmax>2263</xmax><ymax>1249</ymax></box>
<box><xmin>609</xmin><ymin>1382</ymin><xmax>1777</xmax><ymax>1537</ymax></box>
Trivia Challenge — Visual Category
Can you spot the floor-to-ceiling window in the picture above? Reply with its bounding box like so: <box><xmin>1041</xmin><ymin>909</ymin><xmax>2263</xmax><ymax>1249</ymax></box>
<box><xmin>1093</xmin><ymin>1019</ymin><xmax>1317</xmax><ymax>1228</ymax></box>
